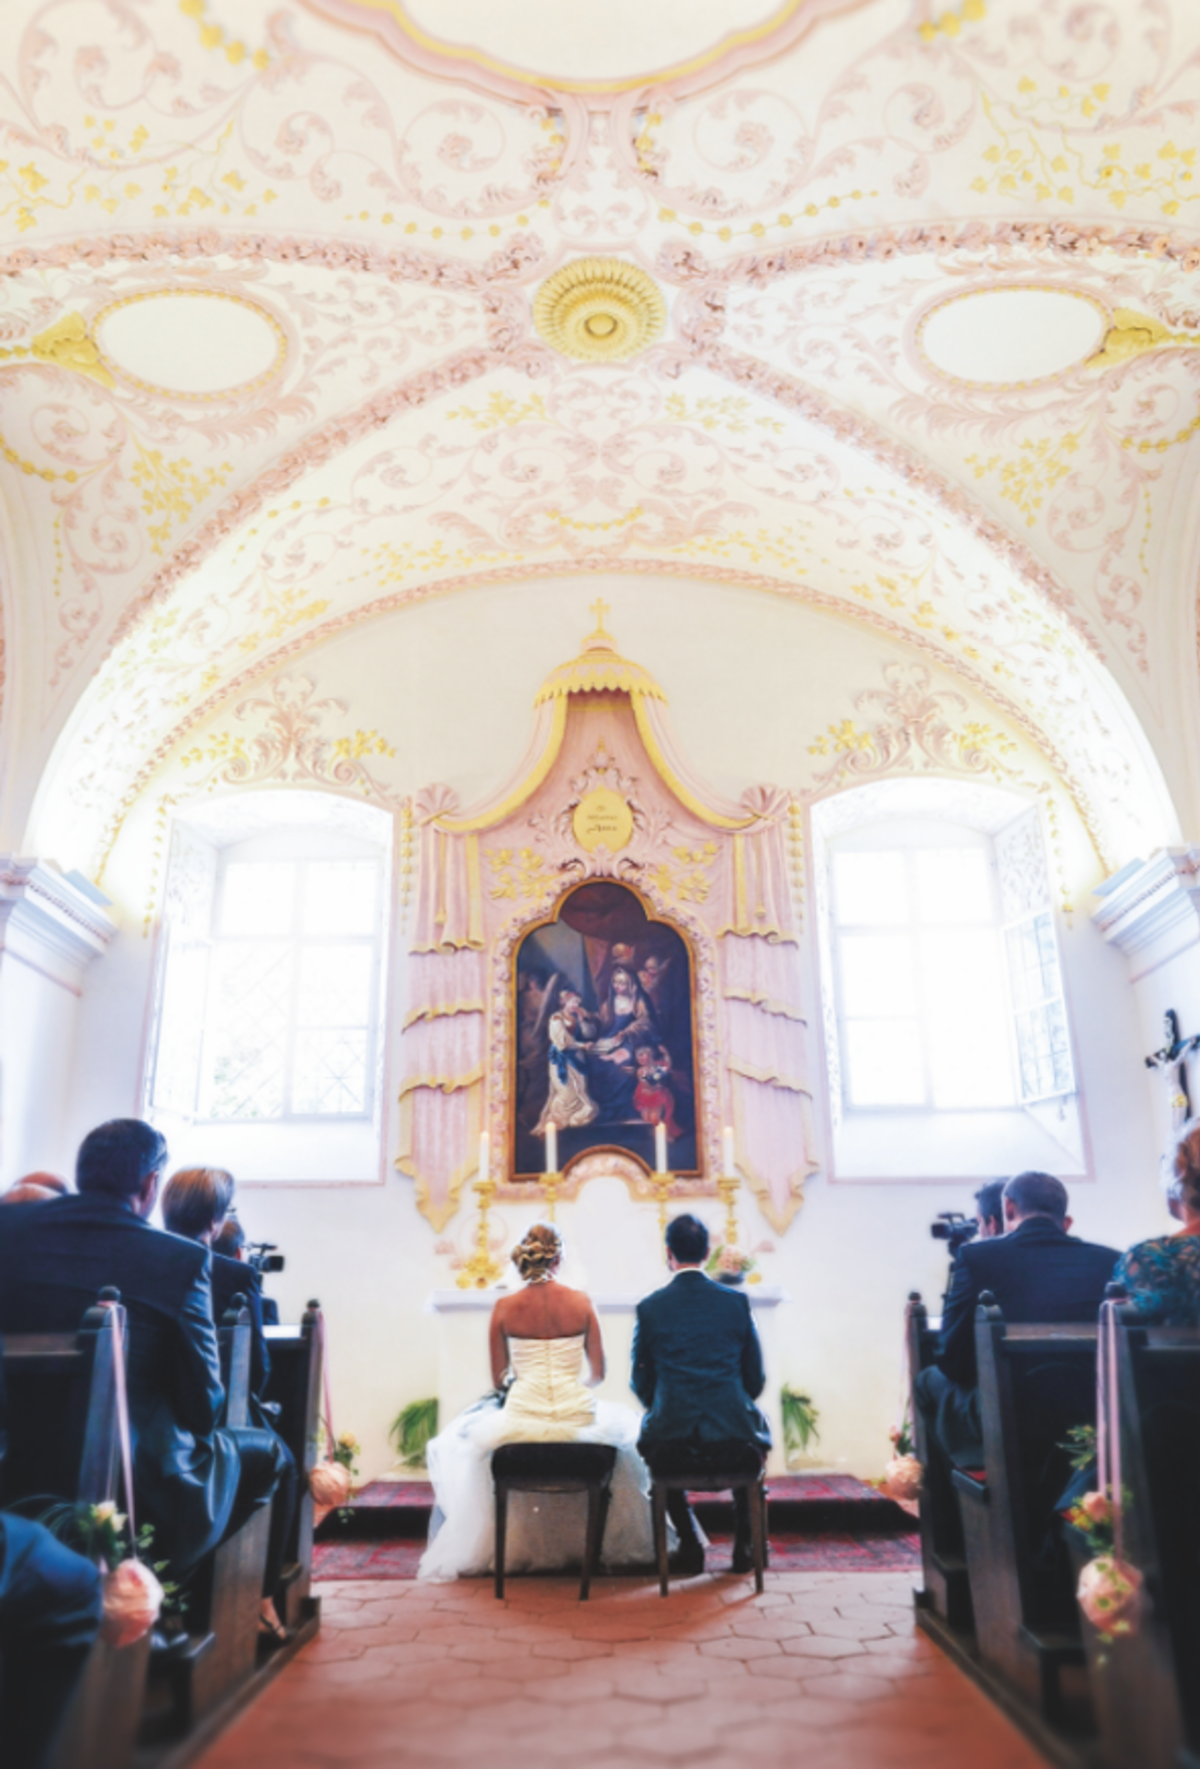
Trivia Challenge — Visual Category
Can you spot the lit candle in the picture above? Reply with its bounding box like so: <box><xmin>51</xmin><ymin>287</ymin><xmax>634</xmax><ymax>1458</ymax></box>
<box><xmin>723</xmin><ymin>1126</ymin><xmax>736</xmax><ymax>1178</ymax></box>
<box><xmin>655</xmin><ymin>1120</ymin><xmax>668</xmax><ymax>1174</ymax></box>
<box><xmin>479</xmin><ymin>1130</ymin><xmax>489</xmax><ymax>1181</ymax></box>
<box><xmin>545</xmin><ymin>1122</ymin><xmax>558</xmax><ymax>1175</ymax></box>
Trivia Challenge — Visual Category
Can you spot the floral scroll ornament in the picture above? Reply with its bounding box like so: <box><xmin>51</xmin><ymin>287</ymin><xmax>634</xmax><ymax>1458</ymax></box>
<box><xmin>807</xmin><ymin>662</ymin><xmax>1020</xmax><ymax>792</ymax></box>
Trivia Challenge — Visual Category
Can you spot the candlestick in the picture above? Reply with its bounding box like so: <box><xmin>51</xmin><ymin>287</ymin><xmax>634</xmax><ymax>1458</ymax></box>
<box><xmin>655</xmin><ymin>1120</ymin><xmax>668</xmax><ymax>1174</ymax></box>
<box><xmin>545</xmin><ymin>1123</ymin><xmax>557</xmax><ymax>1175</ymax></box>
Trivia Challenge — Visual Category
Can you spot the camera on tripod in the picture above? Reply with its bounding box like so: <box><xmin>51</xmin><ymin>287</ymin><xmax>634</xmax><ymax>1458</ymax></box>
<box><xmin>245</xmin><ymin>1240</ymin><xmax>285</xmax><ymax>1275</ymax></box>
<box><xmin>930</xmin><ymin>1210</ymin><xmax>977</xmax><ymax>1254</ymax></box>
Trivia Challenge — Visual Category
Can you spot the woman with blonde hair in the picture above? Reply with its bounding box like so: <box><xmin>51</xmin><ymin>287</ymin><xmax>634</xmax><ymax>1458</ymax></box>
<box><xmin>419</xmin><ymin>1223</ymin><xmax>662</xmax><ymax>1580</ymax></box>
<box><xmin>1114</xmin><ymin>1119</ymin><xmax>1200</xmax><ymax>1322</ymax></box>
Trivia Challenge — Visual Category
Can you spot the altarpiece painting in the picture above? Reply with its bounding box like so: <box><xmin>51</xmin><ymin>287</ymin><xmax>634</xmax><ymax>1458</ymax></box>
<box><xmin>514</xmin><ymin>881</ymin><xmax>698</xmax><ymax>1178</ymax></box>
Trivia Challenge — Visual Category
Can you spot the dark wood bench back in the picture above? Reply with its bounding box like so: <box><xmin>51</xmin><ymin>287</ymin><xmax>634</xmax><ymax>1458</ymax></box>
<box><xmin>262</xmin><ymin>1300</ymin><xmax>322</xmax><ymax>1607</ymax></box>
<box><xmin>1</xmin><ymin>1294</ymin><xmax>124</xmax><ymax>1508</ymax></box>
<box><xmin>1119</xmin><ymin>1322</ymin><xmax>1200</xmax><ymax>1752</ymax></box>
<box><xmin>217</xmin><ymin>1297</ymin><xmax>253</xmax><ymax>1430</ymax></box>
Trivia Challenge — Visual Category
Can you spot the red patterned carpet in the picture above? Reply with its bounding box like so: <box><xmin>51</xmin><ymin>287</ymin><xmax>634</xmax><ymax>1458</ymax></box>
<box><xmin>312</xmin><ymin>1473</ymin><xmax>920</xmax><ymax>1579</ymax></box>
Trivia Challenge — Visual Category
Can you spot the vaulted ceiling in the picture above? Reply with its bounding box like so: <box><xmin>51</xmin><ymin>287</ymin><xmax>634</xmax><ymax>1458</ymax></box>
<box><xmin>2</xmin><ymin>0</ymin><xmax>1199</xmax><ymax>875</ymax></box>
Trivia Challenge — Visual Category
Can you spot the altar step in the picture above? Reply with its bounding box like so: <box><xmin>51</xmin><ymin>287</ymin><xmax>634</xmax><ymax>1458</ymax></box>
<box><xmin>317</xmin><ymin>1473</ymin><xmax>913</xmax><ymax>1542</ymax></box>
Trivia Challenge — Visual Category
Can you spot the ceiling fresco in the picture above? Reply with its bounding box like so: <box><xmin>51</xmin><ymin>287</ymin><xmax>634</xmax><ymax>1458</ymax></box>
<box><xmin>0</xmin><ymin>0</ymin><xmax>1197</xmax><ymax>876</ymax></box>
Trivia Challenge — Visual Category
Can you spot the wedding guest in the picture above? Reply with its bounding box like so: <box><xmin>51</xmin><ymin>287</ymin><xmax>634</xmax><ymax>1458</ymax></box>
<box><xmin>914</xmin><ymin>1173</ymin><xmax>1118</xmax><ymax>1518</ymax></box>
<box><xmin>1113</xmin><ymin>1118</ymin><xmax>1200</xmax><ymax>1323</ymax></box>
<box><xmin>160</xmin><ymin>1165</ymin><xmax>295</xmax><ymax>1637</ymax></box>
<box><xmin>0</xmin><ymin>1120</ymin><xmax>287</xmax><ymax>1587</ymax></box>
<box><xmin>632</xmin><ymin>1214</ymin><xmax>771</xmax><ymax>1577</ymax></box>
<box><xmin>213</xmin><ymin>1215</ymin><xmax>279</xmax><ymax>1325</ymax></box>
<box><xmin>1</xmin><ymin>1174</ymin><xmax>69</xmax><ymax>1207</ymax></box>
<box><xmin>974</xmin><ymin>1179</ymin><xmax>1006</xmax><ymax>1240</ymax></box>
<box><xmin>0</xmin><ymin>1511</ymin><xmax>102</xmax><ymax>1768</ymax></box>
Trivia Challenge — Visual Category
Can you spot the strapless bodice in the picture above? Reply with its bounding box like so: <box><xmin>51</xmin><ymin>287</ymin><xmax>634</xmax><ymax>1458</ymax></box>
<box><xmin>500</xmin><ymin>1334</ymin><xmax>596</xmax><ymax>1440</ymax></box>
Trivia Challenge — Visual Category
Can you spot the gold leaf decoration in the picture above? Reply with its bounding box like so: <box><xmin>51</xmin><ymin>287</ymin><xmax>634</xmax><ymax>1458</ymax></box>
<box><xmin>533</xmin><ymin>258</ymin><xmax>667</xmax><ymax>362</ymax></box>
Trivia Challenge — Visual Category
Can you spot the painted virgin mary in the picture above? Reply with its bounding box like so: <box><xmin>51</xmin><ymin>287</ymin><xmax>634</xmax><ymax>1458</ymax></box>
<box><xmin>534</xmin><ymin>989</ymin><xmax>599</xmax><ymax>1135</ymax></box>
<box><xmin>583</xmin><ymin>966</ymin><xmax>659</xmax><ymax>1123</ymax></box>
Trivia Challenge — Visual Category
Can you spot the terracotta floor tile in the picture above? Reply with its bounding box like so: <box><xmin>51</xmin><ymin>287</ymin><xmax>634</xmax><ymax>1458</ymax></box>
<box><xmin>194</xmin><ymin>1574</ymin><xmax>1052</xmax><ymax>1769</ymax></box>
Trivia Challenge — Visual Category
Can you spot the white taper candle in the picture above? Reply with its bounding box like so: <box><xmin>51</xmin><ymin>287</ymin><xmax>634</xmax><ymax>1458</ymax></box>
<box><xmin>545</xmin><ymin>1122</ymin><xmax>557</xmax><ymax>1175</ymax></box>
<box><xmin>479</xmin><ymin>1130</ymin><xmax>489</xmax><ymax>1180</ymax></box>
<box><xmin>655</xmin><ymin>1120</ymin><xmax>668</xmax><ymax>1174</ymax></box>
<box><xmin>723</xmin><ymin>1126</ymin><xmax>736</xmax><ymax>1178</ymax></box>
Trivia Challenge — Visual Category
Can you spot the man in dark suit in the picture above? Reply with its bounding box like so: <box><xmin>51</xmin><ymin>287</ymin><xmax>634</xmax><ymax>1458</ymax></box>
<box><xmin>916</xmin><ymin>1171</ymin><xmax>1119</xmax><ymax>1494</ymax></box>
<box><xmin>632</xmin><ymin>1214</ymin><xmax>771</xmax><ymax>1576</ymax></box>
<box><xmin>0</xmin><ymin>1120</ymin><xmax>286</xmax><ymax>1581</ymax></box>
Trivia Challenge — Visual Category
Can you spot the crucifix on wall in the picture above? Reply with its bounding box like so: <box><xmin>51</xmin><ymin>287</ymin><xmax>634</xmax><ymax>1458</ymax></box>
<box><xmin>1144</xmin><ymin>1008</ymin><xmax>1200</xmax><ymax>1128</ymax></box>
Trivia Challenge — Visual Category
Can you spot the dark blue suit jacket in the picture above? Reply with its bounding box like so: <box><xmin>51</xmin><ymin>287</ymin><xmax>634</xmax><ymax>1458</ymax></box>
<box><xmin>0</xmin><ymin>1192</ymin><xmax>239</xmax><ymax>1574</ymax></box>
<box><xmin>211</xmin><ymin>1254</ymin><xmax>270</xmax><ymax>1397</ymax></box>
<box><xmin>632</xmin><ymin>1269</ymin><xmax>771</xmax><ymax>1450</ymax></box>
<box><xmin>937</xmin><ymin>1216</ymin><xmax>1120</xmax><ymax>1388</ymax></box>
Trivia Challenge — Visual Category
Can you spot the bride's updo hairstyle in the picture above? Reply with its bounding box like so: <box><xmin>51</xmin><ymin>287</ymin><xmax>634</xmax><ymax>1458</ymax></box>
<box><xmin>512</xmin><ymin>1222</ymin><xmax>562</xmax><ymax>1284</ymax></box>
<box><xmin>1170</xmin><ymin>1119</ymin><xmax>1200</xmax><ymax>1216</ymax></box>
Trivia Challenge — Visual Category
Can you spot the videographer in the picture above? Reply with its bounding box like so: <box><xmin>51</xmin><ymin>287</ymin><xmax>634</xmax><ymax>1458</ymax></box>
<box><xmin>914</xmin><ymin>1173</ymin><xmax>1119</xmax><ymax>1539</ymax></box>
<box><xmin>974</xmin><ymin>1179</ymin><xmax>1006</xmax><ymax>1240</ymax></box>
<box><xmin>213</xmin><ymin>1214</ymin><xmax>281</xmax><ymax>1327</ymax></box>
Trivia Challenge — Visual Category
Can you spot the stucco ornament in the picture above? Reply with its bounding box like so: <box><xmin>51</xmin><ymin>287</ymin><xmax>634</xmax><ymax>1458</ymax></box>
<box><xmin>533</xmin><ymin>259</ymin><xmax>667</xmax><ymax>361</ymax></box>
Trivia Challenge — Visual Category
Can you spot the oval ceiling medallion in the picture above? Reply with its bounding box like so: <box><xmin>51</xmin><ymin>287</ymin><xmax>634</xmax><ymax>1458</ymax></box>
<box><xmin>93</xmin><ymin>291</ymin><xmax>287</xmax><ymax>401</ymax></box>
<box><xmin>534</xmin><ymin>260</ymin><xmax>667</xmax><ymax>362</ymax></box>
<box><xmin>917</xmin><ymin>288</ymin><xmax>1109</xmax><ymax>387</ymax></box>
<box><xmin>301</xmin><ymin>0</ymin><xmax>861</xmax><ymax>101</ymax></box>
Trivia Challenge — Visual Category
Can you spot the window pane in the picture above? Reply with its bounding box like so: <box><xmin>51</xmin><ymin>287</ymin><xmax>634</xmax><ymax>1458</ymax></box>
<box><xmin>840</xmin><ymin>932</ymin><xmax>916</xmax><ymax>1018</ymax></box>
<box><xmin>914</xmin><ymin>849</ymin><xmax>992</xmax><ymax>925</ymax></box>
<box><xmin>297</xmin><ymin>945</ymin><xmax>373</xmax><ymax>1028</ymax></box>
<box><xmin>832</xmin><ymin>851</ymin><xmax>908</xmax><ymax>925</ymax></box>
<box><xmin>920</xmin><ymin>930</ymin><xmax>1014</xmax><ymax>1108</ymax></box>
<box><xmin>207</xmin><ymin>945</ymin><xmax>291</xmax><ymax>1118</ymax></box>
<box><xmin>1006</xmin><ymin>912</ymin><xmax>1061</xmax><ymax>1009</ymax></box>
<box><xmin>303</xmin><ymin>861</ymin><xmax>378</xmax><ymax>936</ymax></box>
<box><xmin>220</xmin><ymin>862</ymin><xmax>296</xmax><ymax>936</ymax></box>
<box><xmin>843</xmin><ymin>1021</ymin><xmax>924</xmax><ymax>1105</ymax></box>
<box><xmin>1015</xmin><ymin>1000</ymin><xmax>1074</xmax><ymax>1099</ymax></box>
<box><xmin>293</xmin><ymin>1028</ymin><xmax>368</xmax><ymax>1115</ymax></box>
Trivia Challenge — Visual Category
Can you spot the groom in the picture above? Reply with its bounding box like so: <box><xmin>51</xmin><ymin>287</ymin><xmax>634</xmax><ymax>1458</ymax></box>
<box><xmin>632</xmin><ymin>1214</ymin><xmax>771</xmax><ymax>1575</ymax></box>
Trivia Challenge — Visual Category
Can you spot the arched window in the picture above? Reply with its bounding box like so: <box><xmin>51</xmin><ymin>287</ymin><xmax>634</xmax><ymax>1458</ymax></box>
<box><xmin>145</xmin><ymin>791</ymin><xmax>392</xmax><ymax>1183</ymax></box>
<box><xmin>811</xmin><ymin>780</ymin><xmax>1081</xmax><ymax>1181</ymax></box>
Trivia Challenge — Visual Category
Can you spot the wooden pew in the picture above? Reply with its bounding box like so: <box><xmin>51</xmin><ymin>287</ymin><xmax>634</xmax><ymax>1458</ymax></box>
<box><xmin>952</xmin><ymin>1298</ymin><xmax>1096</xmax><ymax>1725</ymax></box>
<box><xmin>1067</xmin><ymin>1318</ymin><xmax>1200</xmax><ymax>1769</ymax></box>
<box><xmin>261</xmin><ymin>1299</ymin><xmax>322</xmax><ymax>1631</ymax></box>
<box><xmin>907</xmin><ymin>1291</ymin><xmax>974</xmax><ymax>1633</ymax></box>
<box><xmin>1</xmin><ymin>1292</ymin><xmax>150</xmax><ymax>1769</ymax></box>
<box><xmin>146</xmin><ymin>1297</ymin><xmax>271</xmax><ymax>1738</ymax></box>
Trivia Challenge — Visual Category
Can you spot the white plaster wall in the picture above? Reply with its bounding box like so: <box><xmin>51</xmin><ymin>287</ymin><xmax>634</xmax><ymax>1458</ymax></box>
<box><xmin>0</xmin><ymin>953</ymin><xmax>82</xmax><ymax>1183</ymax></box>
<box><xmin>5</xmin><ymin>579</ymin><xmax>1174</xmax><ymax>1481</ymax></box>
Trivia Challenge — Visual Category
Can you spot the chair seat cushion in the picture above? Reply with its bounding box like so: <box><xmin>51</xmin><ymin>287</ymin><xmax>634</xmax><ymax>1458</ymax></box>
<box><xmin>492</xmin><ymin>1442</ymin><xmax>618</xmax><ymax>1482</ymax></box>
<box><xmin>642</xmin><ymin>1440</ymin><xmax>765</xmax><ymax>1480</ymax></box>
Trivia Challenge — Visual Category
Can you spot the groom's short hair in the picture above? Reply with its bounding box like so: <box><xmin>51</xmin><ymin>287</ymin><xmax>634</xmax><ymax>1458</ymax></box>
<box><xmin>666</xmin><ymin>1214</ymin><xmax>709</xmax><ymax>1265</ymax></box>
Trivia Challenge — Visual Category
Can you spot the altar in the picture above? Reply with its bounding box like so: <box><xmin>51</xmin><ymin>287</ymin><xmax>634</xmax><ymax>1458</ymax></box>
<box><xmin>428</xmin><ymin>1285</ymin><xmax>791</xmax><ymax>1476</ymax></box>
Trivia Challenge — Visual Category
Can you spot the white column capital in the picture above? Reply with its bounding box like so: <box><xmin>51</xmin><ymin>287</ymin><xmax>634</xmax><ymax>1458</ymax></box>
<box><xmin>1092</xmin><ymin>848</ymin><xmax>1200</xmax><ymax>977</ymax></box>
<box><xmin>0</xmin><ymin>857</ymin><xmax>117</xmax><ymax>994</ymax></box>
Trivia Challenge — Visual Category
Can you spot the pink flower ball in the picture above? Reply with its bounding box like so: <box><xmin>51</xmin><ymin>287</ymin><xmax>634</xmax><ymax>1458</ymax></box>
<box><xmin>101</xmin><ymin>1559</ymin><xmax>163</xmax><ymax>1648</ymax></box>
<box><xmin>310</xmin><ymin>1461</ymin><xmax>353</xmax><ymax>1507</ymax></box>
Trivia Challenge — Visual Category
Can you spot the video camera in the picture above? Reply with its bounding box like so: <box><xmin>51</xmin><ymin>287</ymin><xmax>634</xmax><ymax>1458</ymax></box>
<box><xmin>245</xmin><ymin>1240</ymin><xmax>285</xmax><ymax>1275</ymax></box>
<box><xmin>930</xmin><ymin>1211</ymin><xmax>977</xmax><ymax>1255</ymax></box>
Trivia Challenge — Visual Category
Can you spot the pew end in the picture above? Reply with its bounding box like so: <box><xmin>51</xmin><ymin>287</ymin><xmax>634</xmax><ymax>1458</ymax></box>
<box><xmin>907</xmin><ymin>1290</ymin><xmax>976</xmax><ymax>1634</ymax></box>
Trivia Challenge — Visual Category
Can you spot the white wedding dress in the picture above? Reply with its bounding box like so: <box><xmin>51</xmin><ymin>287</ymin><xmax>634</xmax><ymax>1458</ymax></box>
<box><xmin>418</xmin><ymin>1334</ymin><xmax>663</xmax><ymax>1581</ymax></box>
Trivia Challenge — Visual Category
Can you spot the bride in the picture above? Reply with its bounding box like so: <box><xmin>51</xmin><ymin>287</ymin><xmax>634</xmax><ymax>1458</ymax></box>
<box><xmin>418</xmin><ymin>1223</ymin><xmax>665</xmax><ymax>1580</ymax></box>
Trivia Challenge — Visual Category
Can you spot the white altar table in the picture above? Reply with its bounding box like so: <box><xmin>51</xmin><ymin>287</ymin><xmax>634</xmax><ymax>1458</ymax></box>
<box><xmin>428</xmin><ymin>1286</ymin><xmax>790</xmax><ymax>1475</ymax></box>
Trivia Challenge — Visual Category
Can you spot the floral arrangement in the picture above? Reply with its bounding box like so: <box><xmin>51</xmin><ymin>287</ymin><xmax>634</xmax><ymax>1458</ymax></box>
<box><xmin>1061</xmin><ymin>1482</ymin><xmax>1143</xmax><ymax>1643</ymax></box>
<box><xmin>704</xmin><ymin>1243</ymin><xmax>758</xmax><ymax>1285</ymax></box>
<box><xmin>310</xmin><ymin>1428</ymin><xmax>361</xmax><ymax>1509</ymax></box>
<box><xmin>391</xmin><ymin>1398</ymin><xmax>439</xmax><ymax>1469</ymax></box>
<box><xmin>332</xmin><ymin>1432</ymin><xmax>360</xmax><ymax>1476</ymax></box>
<box><xmin>41</xmin><ymin>1500</ymin><xmax>175</xmax><ymax>1645</ymax></box>
<box><xmin>780</xmin><ymin>1387</ymin><xmax>820</xmax><ymax>1463</ymax></box>
<box><xmin>881</xmin><ymin>1418</ymin><xmax>923</xmax><ymax>1502</ymax></box>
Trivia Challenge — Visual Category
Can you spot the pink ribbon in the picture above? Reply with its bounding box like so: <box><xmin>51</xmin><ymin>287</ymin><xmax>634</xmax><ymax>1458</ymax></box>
<box><xmin>316</xmin><ymin>1310</ymin><xmax>336</xmax><ymax>1462</ymax></box>
<box><xmin>1096</xmin><ymin>1298</ymin><xmax>1123</xmax><ymax>1560</ymax></box>
<box><xmin>98</xmin><ymin>1301</ymin><xmax>139</xmax><ymax>1566</ymax></box>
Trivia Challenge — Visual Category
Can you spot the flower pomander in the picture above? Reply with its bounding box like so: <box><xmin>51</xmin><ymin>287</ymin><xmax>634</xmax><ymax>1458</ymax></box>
<box><xmin>704</xmin><ymin>1243</ymin><xmax>757</xmax><ymax>1286</ymax></box>
<box><xmin>101</xmin><ymin>1559</ymin><xmax>163</xmax><ymax>1648</ymax></box>
<box><xmin>1076</xmin><ymin>1555</ymin><xmax>1144</xmax><ymax>1641</ymax></box>
<box><xmin>882</xmin><ymin>1453</ymin><xmax>923</xmax><ymax>1502</ymax></box>
<box><xmin>309</xmin><ymin>1461</ymin><xmax>353</xmax><ymax>1508</ymax></box>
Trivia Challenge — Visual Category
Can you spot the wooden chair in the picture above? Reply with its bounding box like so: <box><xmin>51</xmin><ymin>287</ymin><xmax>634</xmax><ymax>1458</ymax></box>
<box><xmin>907</xmin><ymin>1291</ymin><xmax>974</xmax><ymax>1633</ymax></box>
<box><xmin>491</xmin><ymin>1443</ymin><xmax>617</xmax><ymax>1600</ymax></box>
<box><xmin>1067</xmin><ymin>1316</ymin><xmax>1200</xmax><ymax>1769</ymax></box>
<box><xmin>649</xmin><ymin>1451</ymin><xmax>767</xmax><ymax>1597</ymax></box>
<box><xmin>261</xmin><ymin>1299</ymin><xmax>323</xmax><ymax>1630</ymax></box>
<box><xmin>1</xmin><ymin>1290</ymin><xmax>150</xmax><ymax>1769</ymax></box>
<box><xmin>952</xmin><ymin>1297</ymin><xmax>1096</xmax><ymax>1721</ymax></box>
<box><xmin>147</xmin><ymin>1297</ymin><xmax>271</xmax><ymax>1737</ymax></box>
